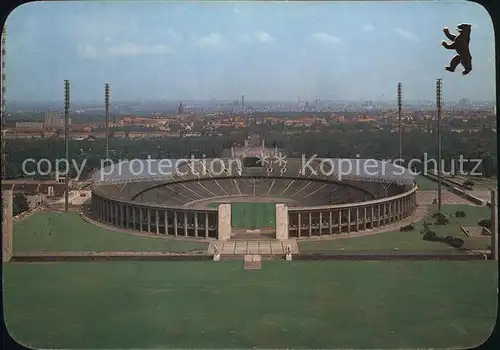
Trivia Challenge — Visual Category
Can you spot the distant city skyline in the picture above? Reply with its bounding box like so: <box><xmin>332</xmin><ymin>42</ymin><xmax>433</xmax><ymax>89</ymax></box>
<box><xmin>4</xmin><ymin>98</ymin><xmax>496</xmax><ymax>105</ymax></box>
<box><xmin>5</xmin><ymin>1</ymin><xmax>496</xmax><ymax>102</ymax></box>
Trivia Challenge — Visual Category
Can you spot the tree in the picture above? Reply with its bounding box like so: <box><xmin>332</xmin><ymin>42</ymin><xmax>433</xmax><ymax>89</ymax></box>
<box><xmin>4</xmin><ymin>128</ymin><xmax>497</xmax><ymax>179</ymax></box>
<box><xmin>13</xmin><ymin>193</ymin><xmax>29</xmax><ymax>216</ymax></box>
<box><xmin>481</xmin><ymin>156</ymin><xmax>494</xmax><ymax>177</ymax></box>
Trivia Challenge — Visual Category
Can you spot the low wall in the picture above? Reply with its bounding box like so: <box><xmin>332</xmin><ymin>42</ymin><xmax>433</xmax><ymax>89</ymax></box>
<box><xmin>11</xmin><ymin>255</ymin><xmax>212</xmax><ymax>262</ymax></box>
<box><xmin>294</xmin><ymin>252</ymin><xmax>489</xmax><ymax>261</ymax></box>
<box><xmin>10</xmin><ymin>251</ymin><xmax>489</xmax><ymax>262</ymax></box>
<box><xmin>13</xmin><ymin>207</ymin><xmax>42</xmax><ymax>221</ymax></box>
<box><xmin>448</xmin><ymin>186</ymin><xmax>485</xmax><ymax>205</ymax></box>
<box><xmin>461</xmin><ymin>226</ymin><xmax>470</xmax><ymax>236</ymax></box>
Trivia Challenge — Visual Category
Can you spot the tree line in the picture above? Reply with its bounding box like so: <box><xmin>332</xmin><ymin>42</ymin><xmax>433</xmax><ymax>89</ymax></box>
<box><xmin>4</xmin><ymin>128</ymin><xmax>497</xmax><ymax>180</ymax></box>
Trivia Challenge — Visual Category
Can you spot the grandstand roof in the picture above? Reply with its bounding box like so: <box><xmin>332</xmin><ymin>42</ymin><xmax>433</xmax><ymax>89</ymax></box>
<box><xmin>91</xmin><ymin>157</ymin><xmax>416</xmax><ymax>186</ymax></box>
<box><xmin>317</xmin><ymin>158</ymin><xmax>415</xmax><ymax>185</ymax></box>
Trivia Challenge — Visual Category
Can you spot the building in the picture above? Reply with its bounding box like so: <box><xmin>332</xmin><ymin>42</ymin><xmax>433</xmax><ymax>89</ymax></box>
<box><xmin>458</xmin><ymin>98</ymin><xmax>471</xmax><ymax>108</ymax></box>
<box><xmin>15</xmin><ymin>122</ymin><xmax>43</xmax><ymax>129</ymax></box>
<box><xmin>1</xmin><ymin>180</ymin><xmax>67</xmax><ymax>208</ymax></box>
<box><xmin>44</xmin><ymin>111</ymin><xmax>71</xmax><ymax>129</ymax></box>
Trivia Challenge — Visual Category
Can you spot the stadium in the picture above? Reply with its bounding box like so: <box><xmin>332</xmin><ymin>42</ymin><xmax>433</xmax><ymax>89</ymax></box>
<box><xmin>90</xmin><ymin>135</ymin><xmax>418</xmax><ymax>241</ymax></box>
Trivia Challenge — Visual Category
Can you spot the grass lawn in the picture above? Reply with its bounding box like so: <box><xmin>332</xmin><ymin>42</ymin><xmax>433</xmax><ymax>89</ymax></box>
<box><xmin>299</xmin><ymin>204</ymin><xmax>492</xmax><ymax>253</ymax></box>
<box><xmin>415</xmin><ymin>175</ymin><xmax>438</xmax><ymax>190</ymax></box>
<box><xmin>13</xmin><ymin>212</ymin><xmax>208</xmax><ymax>253</ymax></box>
<box><xmin>3</xmin><ymin>261</ymin><xmax>496</xmax><ymax>349</ymax></box>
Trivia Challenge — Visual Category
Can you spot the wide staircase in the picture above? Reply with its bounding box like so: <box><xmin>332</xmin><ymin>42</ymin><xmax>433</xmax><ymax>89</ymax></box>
<box><xmin>208</xmin><ymin>239</ymin><xmax>298</xmax><ymax>256</ymax></box>
<box><xmin>230</xmin><ymin>228</ymin><xmax>276</xmax><ymax>240</ymax></box>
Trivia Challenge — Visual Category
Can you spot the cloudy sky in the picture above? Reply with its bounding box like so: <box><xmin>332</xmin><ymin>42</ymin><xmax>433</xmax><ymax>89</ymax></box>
<box><xmin>5</xmin><ymin>1</ymin><xmax>495</xmax><ymax>102</ymax></box>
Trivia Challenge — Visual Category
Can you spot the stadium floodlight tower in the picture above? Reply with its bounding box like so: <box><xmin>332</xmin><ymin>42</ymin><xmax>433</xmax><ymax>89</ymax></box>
<box><xmin>436</xmin><ymin>78</ymin><xmax>443</xmax><ymax>213</ymax></box>
<box><xmin>491</xmin><ymin>189</ymin><xmax>498</xmax><ymax>260</ymax></box>
<box><xmin>64</xmin><ymin>80</ymin><xmax>70</xmax><ymax>212</ymax></box>
<box><xmin>1</xmin><ymin>25</ymin><xmax>6</xmax><ymax>180</ymax></box>
<box><xmin>397</xmin><ymin>82</ymin><xmax>403</xmax><ymax>162</ymax></box>
<box><xmin>105</xmin><ymin>83</ymin><xmax>110</xmax><ymax>160</ymax></box>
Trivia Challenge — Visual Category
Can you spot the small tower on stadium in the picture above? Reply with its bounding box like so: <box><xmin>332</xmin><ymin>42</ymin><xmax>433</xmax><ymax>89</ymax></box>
<box><xmin>436</xmin><ymin>78</ymin><xmax>443</xmax><ymax>213</ymax></box>
<box><xmin>64</xmin><ymin>80</ymin><xmax>71</xmax><ymax>212</ymax></box>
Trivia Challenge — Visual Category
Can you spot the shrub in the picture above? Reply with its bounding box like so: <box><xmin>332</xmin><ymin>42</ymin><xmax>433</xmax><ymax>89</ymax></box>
<box><xmin>440</xmin><ymin>236</ymin><xmax>464</xmax><ymax>248</ymax></box>
<box><xmin>423</xmin><ymin>230</ymin><xmax>438</xmax><ymax>242</ymax></box>
<box><xmin>435</xmin><ymin>216</ymin><xmax>450</xmax><ymax>225</ymax></box>
<box><xmin>432</xmin><ymin>212</ymin><xmax>447</xmax><ymax>220</ymax></box>
<box><xmin>399</xmin><ymin>224</ymin><xmax>415</xmax><ymax>232</ymax></box>
<box><xmin>478</xmin><ymin>219</ymin><xmax>492</xmax><ymax>229</ymax></box>
<box><xmin>438</xmin><ymin>235</ymin><xmax>454</xmax><ymax>243</ymax></box>
<box><xmin>451</xmin><ymin>238</ymin><xmax>465</xmax><ymax>248</ymax></box>
<box><xmin>431</xmin><ymin>212</ymin><xmax>449</xmax><ymax>225</ymax></box>
<box><xmin>455</xmin><ymin>210</ymin><xmax>466</xmax><ymax>218</ymax></box>
<box><xmin>422</xmin><ymin>230</ymin><xmax>464</xmax><ymax>248</ymax></box>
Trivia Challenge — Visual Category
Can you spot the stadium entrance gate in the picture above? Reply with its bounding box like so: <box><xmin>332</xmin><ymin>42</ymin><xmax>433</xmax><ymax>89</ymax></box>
<box><xmin>231</xmin><ymin>202</ymin><xmax>276</xmax><ymax>230</ymax></box>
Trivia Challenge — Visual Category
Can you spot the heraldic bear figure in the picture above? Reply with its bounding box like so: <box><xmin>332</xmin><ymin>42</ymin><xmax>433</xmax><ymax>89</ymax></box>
<box><xmin>442</xmin><ymin>23</ymin><xmax>472</xmax><ymax>75</ymax></box>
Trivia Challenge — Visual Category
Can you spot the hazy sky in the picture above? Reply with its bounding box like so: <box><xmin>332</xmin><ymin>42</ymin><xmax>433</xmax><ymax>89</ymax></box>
<box><xmin>5</xmin><ymin>1</ymin><xmax>496</xmax><ymax>102</ymax></box>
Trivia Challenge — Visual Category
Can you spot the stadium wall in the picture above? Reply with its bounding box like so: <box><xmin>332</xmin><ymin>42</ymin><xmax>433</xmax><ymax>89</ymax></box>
<box><xmin>90</xmin><ymin>185</ymin><xmax>417</xmax><ymax>240</ymax></box>
<box><xmin>288</xmin><ymin>185</ymin><xmax>417</xmax><ymax>238</ymax></box>
<box><xmin>91</xmin><ymin>193</ymin><xmax>219</xmax><ymax>239</ymax></box>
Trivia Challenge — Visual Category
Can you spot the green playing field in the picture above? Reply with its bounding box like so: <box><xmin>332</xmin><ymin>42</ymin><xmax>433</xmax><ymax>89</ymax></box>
<box><xmin>231</xmin><ymin>202</ymin><xmax>276</xmax><ymax>229</ymax></box>
<box><xmin>208</xmin><ymin>202</ymin><xmax>276</xmax><ymax>229</ymax></box>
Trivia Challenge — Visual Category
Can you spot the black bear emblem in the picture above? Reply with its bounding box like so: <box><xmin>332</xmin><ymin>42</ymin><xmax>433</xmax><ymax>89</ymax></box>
<box><xmin>441</xmin><ymin>23</ymin><xmax>472</xmax><ymax>75</ymax></box>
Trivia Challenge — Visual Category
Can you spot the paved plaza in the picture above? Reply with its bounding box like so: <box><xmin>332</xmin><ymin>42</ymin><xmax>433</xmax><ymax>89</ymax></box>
<box><xmin>417</xmin><ymin>190</ymin><xmax>470</xmax><ymax>205</ymax></box>
<box><xmin>467</xmin><ymin>190</ymin><xmax>493</xmax><ymax>203</ymax></box>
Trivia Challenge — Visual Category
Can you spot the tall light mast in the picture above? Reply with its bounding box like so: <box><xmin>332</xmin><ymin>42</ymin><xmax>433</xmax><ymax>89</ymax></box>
<box><xmin>1</xmin><ymin>25</ymin><xmax>7</xmax><ymax>180</ymax></box>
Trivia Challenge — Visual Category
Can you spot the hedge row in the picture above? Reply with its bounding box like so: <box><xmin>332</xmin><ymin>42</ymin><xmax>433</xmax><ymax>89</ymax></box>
<box><xmin>422</xmin><ymin>229</ymin><xmax>464</xmax><ymax>248</ymax></box>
